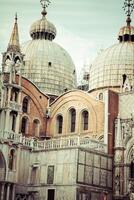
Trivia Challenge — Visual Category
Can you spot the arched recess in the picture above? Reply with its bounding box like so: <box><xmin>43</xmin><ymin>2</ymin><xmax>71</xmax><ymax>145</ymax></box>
<box><xmin>21</xmin><ymin>116</ymin><xmax>29</xmax><ymax>135</ymax></box>
<box><xmin>81</xmin><ymin>110</ymin><xmax>89</xmax><ymax>131</ymax></box>
<box><xmin>0</xmin><ymin>151</ymin><xmax>6</xmax><ymax>181</ymax></box>
<box><xmin>8</xmin><ymin>149</ymin><xmax>16</xmax><ymax>171</ymax></box>
<box><xmin>10</xmin><ymin>111</ymin><xmax>17</xmax><ymax>132</ymax></box>
<box><xmin>69</xmin><ymin>108</ymin><xmax>76</xmax><ymax>133</ymax></box>
<box><xmin>22</xmin><ymin>96</ymin><xmax>29</xmax><ymax>113</ymax></box>
<box><xmin>125</xmin><ymin>141</ymin><xmax>134</xmax><ymax>182</ymax></box>
<box><xmin>33</xmin><ymin>119</ymin><xmax>40</xmax><ymax>137</ymax></box>
<box><xmin>56</xmin><ymin>115</ymin><xmax>63</xmax><ymax>134</ymax></box>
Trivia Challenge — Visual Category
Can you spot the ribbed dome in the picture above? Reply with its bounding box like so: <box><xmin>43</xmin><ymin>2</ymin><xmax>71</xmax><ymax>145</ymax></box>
<box><xmin>21</xmin><ymin>39</ymin><xmax>77</xmax><ymax>95</ymax></box>
<box><xmin>89</xmin><ymin>42</ymin><xmax>134</xmax><ymax>91</ymax></box>
<box><xmin>119</xmin><ymin>26</ymin><xmax>134</xmax><ymax>35</ymax></box>
<box><xmin>118</xmin><ymin>25</ymin><xmax>134</xmax><ymax>42</ymax></box>
<box><xmin>30</xmin><ymin>17</ymin><xmax>56</xmax><ymax>40</ymax></box>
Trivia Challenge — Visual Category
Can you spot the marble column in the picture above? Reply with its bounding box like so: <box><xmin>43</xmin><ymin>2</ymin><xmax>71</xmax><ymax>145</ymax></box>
<box><xmin>6</xmin><ymin>183</ymin><xmax>10</xmax><ymax>200</ymax></box>
<box><xmin>1</xmin><ymin>183</ymin><xmax>5</xmax><ymax>200</ymax></box>
<box><xmin>11</xmin><ymin>184</ymin><xmax>15</xmax><ymax>200</ymax></box>
<box><xmin>5</xmin><ymin>110</ymin><xmax>10</xmax><ymax>132</ymax></box>
<box><xmin>15</xmin><ymin>113</ymin><xmax>20</xmax><ymax>134</ymax></box>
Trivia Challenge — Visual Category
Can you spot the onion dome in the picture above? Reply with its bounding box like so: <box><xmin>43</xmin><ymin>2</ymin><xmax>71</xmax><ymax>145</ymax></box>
<box><xmin>30</xmin><ymin>17</ymin><xmax>56</xmax><ymax>40</ymax></box>
<box><xmin>30</xmin><ymin>1</ymin><xmax>56</xmax><ymax>40</ymax></box>
<box><xmin>21</xmin><ymin>0</ymin><xmax>77</xmax><ymax>95</ymax></box>
<box><xmin>118</xmin><ymin>19</ymin><xmax>134</xmax><ymax>42</ymax></box>
<box><xmin>89</xmin><ymin>0</ymin><xmax>134</xmax><ymax>92</ymax></box>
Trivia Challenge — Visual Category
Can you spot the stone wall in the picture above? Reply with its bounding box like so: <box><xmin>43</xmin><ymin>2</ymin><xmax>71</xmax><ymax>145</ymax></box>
<box><xmin>77</xmin><ymin>148</ymin><xmax>113</xmax><ymax>200</ymax></box>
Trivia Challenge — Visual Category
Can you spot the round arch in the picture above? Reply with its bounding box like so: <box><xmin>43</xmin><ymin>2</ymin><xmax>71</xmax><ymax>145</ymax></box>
<box><xmin>125</xmin><ymin>138</ymin><xmax>134</xmax><ymax>163</ymax></box>
<box><xmin>0</xmin><ymin>151</ymin><xmax>6</xmax><ymax>181</ymax></box>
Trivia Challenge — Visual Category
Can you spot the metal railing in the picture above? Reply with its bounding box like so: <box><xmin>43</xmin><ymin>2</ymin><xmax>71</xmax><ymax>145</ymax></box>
<box><xmin>0</xmin><ymin>130</ymin><xmax>107</xmax><ymax>152</ymax></box>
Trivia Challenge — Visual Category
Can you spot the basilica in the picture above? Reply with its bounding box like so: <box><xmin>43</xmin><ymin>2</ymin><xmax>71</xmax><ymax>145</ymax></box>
<box><xmin>0</xmin><ymin>0</ymin><xmax>134</xmax><ymax>200</ymax></box>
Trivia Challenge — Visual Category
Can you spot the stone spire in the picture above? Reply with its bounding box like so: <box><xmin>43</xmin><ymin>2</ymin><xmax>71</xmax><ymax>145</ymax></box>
<box><xmin>7</xmin><ymin>13</ymin><xmax>20</xmax><ymax>52</ymax></box>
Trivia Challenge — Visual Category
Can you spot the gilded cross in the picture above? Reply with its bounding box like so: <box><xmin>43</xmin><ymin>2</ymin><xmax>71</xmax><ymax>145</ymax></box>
<box><xmin>40</xmin><ymin>0</ymin><xmax>51</xmax><ymax>9</ymax></box>
<box><xmin>123</xmin><ymin>0</ymin><xmax>134</xmax><ymax>17</ymax></box>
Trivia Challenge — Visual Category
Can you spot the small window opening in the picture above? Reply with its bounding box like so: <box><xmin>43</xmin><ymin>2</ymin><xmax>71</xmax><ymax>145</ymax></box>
<box><xmin>48</xmin><ymin>62</ymin><xmax>52</xmax><ymax>67</ymax></box>
<box><xmin>122</xmin><ymin>74</ymin><xmax>127</xmax><ymax>85</ymax></box>
<box><xmin>99</xmin><ymin>93</ymin><xmax>103</xmax><ymax>100</ymax></box>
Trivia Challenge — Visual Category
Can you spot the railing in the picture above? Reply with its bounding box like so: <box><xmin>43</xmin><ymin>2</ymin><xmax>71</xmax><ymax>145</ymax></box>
<box><xmin>9</xmin><ymin>101</ymin><xmax>21</xmax><ymax>111</ymax></box>
<box><xmin>0</xmin><ymin>130</ymin><xmax>107</xmax><ymax>152</ymax></box>
<box><xmin>1</xmin><ymin>101</ymin><xmax>21</xmax><ymax>111</ymax></box>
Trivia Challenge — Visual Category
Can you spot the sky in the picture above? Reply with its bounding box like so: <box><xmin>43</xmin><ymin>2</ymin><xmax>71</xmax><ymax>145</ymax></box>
<box><xmin>0</xmin><ymin>0</ymin><xmax>130</xmax><ymax>80</ymax></box>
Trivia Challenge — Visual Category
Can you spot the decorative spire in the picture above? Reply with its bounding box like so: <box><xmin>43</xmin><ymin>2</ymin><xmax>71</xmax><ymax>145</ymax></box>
<box><xmin>123</xmin><ymin>0</ymin><xmax>134</xmax><ymax>26</ymax></box>
<box><xmin>40</xmin><ymin>0</ymin><xmax>51</xmax><ymax>17</ymax></box>
<box><xmin>7</xmin><ymin>13</ymin><xmax>20</xmax><ymax>52</ymax></box>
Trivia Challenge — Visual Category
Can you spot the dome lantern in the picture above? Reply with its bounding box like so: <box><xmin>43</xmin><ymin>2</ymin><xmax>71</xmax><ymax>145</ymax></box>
<box><xmin>118</xmin><ymin>0</ymin><xmax>134</xmax><ymax>42</ymax></box>
<box><xmin>30</xmin><ymin>0</ymin><xmax>57</xmax><ymax>41</ymax></box>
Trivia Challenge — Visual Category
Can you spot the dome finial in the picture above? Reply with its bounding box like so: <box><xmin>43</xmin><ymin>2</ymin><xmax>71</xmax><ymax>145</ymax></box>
<box><xmin>123</xmin><ymin>0</ymin><xmax>134</xmax><ymax>26</ymax></box>
<box><xmin>15</xmin><ymin>12</ymin><xmax>17</xmax><ymax>22</ymax></box>
<box><xmin>40</xmin><ymin>0</ymin><xmax>51</xmax><ymax>17</ymax></box>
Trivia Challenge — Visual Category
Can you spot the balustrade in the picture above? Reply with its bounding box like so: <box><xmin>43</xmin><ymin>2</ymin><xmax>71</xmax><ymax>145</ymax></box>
<box><xmin>0</xmin><ymin>130</ymin><xmax>107</xmax><ymax>152</ymax></box>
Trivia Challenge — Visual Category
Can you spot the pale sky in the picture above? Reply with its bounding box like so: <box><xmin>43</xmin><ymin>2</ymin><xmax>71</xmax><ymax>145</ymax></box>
<box><xmin>0</xmin><ymin>0</ymin><xmax>130</xmax><ymax>80</ymax></box>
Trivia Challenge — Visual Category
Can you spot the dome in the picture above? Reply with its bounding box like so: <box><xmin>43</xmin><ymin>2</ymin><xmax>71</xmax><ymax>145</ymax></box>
<box><xmin>89</xmin><ymin>42</ymin><xmax>134</xmax><ymax>91</ymax></box>
<box><xmin>89</xmin><ymin>14</ymin><xmax>134</xmax><ymax>92</ymax></box>
<box><xmin>21</xmin><ymin>39</ymin><xmax>77</xmax><ymax>95</ymax></box>
<box><xmin>30</xmin><ymin>17</ymin><xmax>57</xmax><ymax>40</ymax></box>
<box><xmin>118</xmin><ymin>25</ymin><xmax>134</xmax><ymax>42</ymax></box>
<box><xmin>21</xmin><ymin>4</ymin><xmax>77</xmax><ymax>96</ymax></box>
<box><xmin>119</xmin><ymin>26</ymin><xmax>134</xmax><ymax>36</ymax></box>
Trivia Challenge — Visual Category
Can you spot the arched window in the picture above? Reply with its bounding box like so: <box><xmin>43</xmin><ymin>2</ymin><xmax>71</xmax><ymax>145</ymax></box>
<box><xmin>22</xmin><ymin>97</ymin><xmax>29</xmax><ymax>113</ymax></box>
<box><xmin>69</xmin><ymin>108</ymin><xmax>76</xmax><ymax>133</ymax></box>
<box><xmin>33</xmin><ymin>119</ymin><xmax>40</xmax><ymax>136</ymax></box>
<box><xmin>21</xmin><ymin>117</ymin><xmax>28</xmax><ymax>135</ymax></box>
<box><xmin>130</xmin><ymin>161</ymin><xmax>134</xmax><ymax>178</ymax></box>
<box><xmin>56</xmin><ymin>115</ymin><xmax>63</xmax><ymax>134</ymax></box>
<box><xmin>82</xmin><ymin>110</ymin><xmax>89</xmax><ymax>131</ymax></box>
<box><xmin>8</xmin><ymin>149</ymin><xmax>15</xmax><ymax>171</ymax></box>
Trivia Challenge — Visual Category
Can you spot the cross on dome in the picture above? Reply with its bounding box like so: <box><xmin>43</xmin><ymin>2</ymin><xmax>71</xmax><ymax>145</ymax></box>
<box><xmin>123</xmin><ymin>0</ymin><xmax>134</xmax><ymax>25</ymax></box>
<box><xmin>40</xmin><ymin>0</ymin><xmax>51</xmax><ymax>8</ymax></box>
<box><xmin>40</xmin><ymin>0</ymin><xmax>51</xmax><ymax>16</ymax></box>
